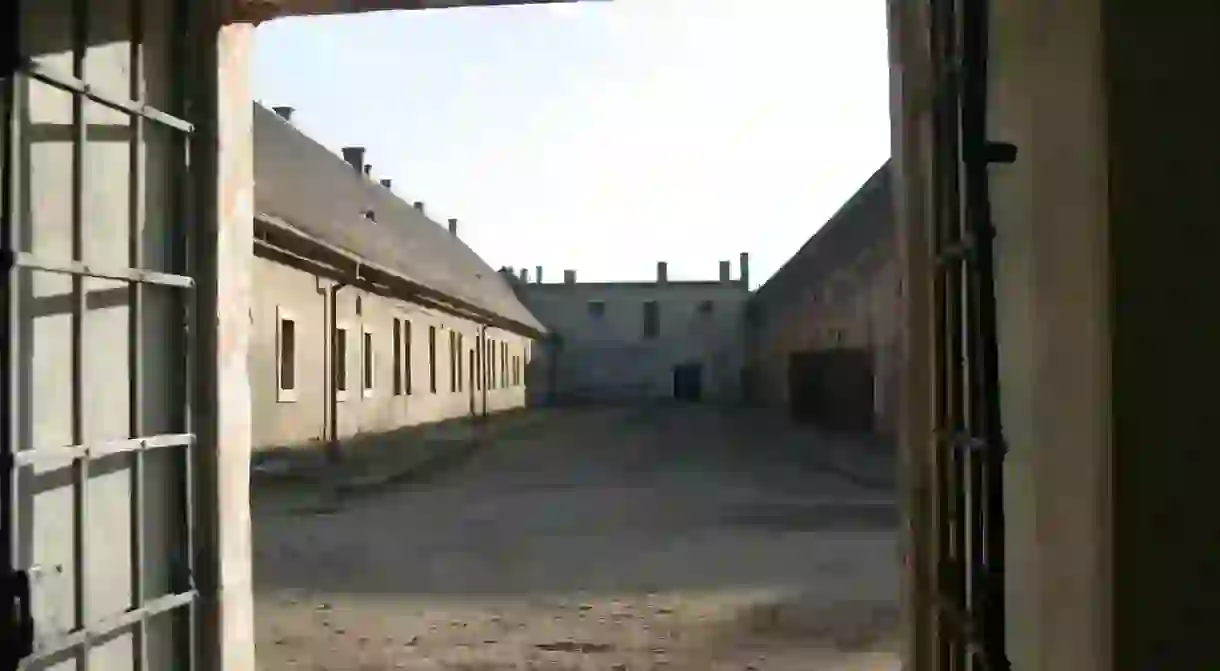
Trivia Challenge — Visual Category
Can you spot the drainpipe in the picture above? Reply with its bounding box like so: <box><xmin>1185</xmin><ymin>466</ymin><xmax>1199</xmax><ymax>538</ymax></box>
<box><xmin>326</xmin><ymin>279</ymin><xmax>349</xmax><ymax>463</ymax></box>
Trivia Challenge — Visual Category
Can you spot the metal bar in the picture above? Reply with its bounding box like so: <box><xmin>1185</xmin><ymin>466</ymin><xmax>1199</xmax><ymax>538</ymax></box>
<box><xmin>173</xmin><ymin>1</ymin><xmax>198</xmax><ymax>665</ymax></box>
<box><xmin>4</xmin><ymin>250</ymin><xmax>195</xmax><ymax>288</ymax></box>
<box><xmin>960</xmin><ymin>0</ymin><xmax>1008</xmax><ymax>665</ymax></box>
<box><xmin>70</xmin><ymin>0</ymin><xmax>90</xmax><ymax>663</ymax></box>
<box><xmin>128</xmin><ymin>0</ymin><xmax>150</xmax><ymax>664</ymax></box>
<box><xmin>18</xmin><ymin>60</ymin><xmax>194</xmax><ymax>134</ymax></box>
<box><xmin>24</xmin><ymin>590</ymin><xmax>197</xmax><ymax>664</ymax></box>
<box><xmin>1</xmin><ymin>0</ymin><xmax>26</xmax><ymax>666</ymax></box>
<box><xmin>935</xmin><ymin>431</ymin><xmax>1003</xmax><ymax>455</ymax></box>
<box><xmin>12</xmin><ymin>434</ymin><xmax>195</xmax><ymax>468</ymax></box>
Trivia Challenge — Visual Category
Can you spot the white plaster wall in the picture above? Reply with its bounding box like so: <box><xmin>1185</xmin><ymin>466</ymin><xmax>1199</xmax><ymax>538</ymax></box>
<box><xmin>250</xmin><ymin>255</ymin><xmax>532</xmax><ymax>450</ymax></box>
<box><xmin>520</xmin><ymin>282</ymin><xmax>748</xmax><ymax>403</ymax></box>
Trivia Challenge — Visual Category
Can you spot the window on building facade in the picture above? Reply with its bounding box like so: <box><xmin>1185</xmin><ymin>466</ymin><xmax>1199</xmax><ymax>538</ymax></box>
<box><xmin>363</xmin><ymin>329</ymin><xmax>376</xmax><ymax>397</ymax></box>
<box><xmin>335</xmin><ymin>325</ymin><xmax>350</xmax><ymax>401</ymax></box>
<box><xmin>588</xmin><ymin>300</ymin><xmax>605</xmax><ymax>318</ymax></box>
<box><xmin>698</xmin><ymin>300</ymin><xmax>714</xmax><ymax>316</ymax></box>
<box><xmin>393</xmin><ymin>319</ymin><xmax>403</xmax><ymax>395</ymax></box>
<box><xmin>404</xmin><ymin>320</ymin><xmax>413</xmax><ymax>394</ymax></box>
<box><xmin>277</xmin><ymin>308</ymin><xmax>297</xmax><ymax>402</ymax></box>
<box><xmin>488</xmin><ymin>340</ymin><xmax>495</xmax><ymax>389</ymax></box>
<box><xmin>450</xmin><ymin>330</ymin><xmax>458</xmax><ymax>392</ymax></box>
<box><xmin>457</xmin><ymin>333</ymin><xmax>464</xmax><ymax>392</ymax></box>
<box><xmin>429</xmin><ymin>325</ymin><xmax>437</xmax><ymax>393</ymax></box>
<box><xmin>643</xmin><ymin>300</ymin><xmax>660</xmax><ymax>338</ymax></box>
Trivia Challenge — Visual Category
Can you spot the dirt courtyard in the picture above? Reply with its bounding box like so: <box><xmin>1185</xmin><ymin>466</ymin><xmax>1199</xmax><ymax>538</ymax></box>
<box><xmin>252</xmin><ymin>406</ymin><xmax>901</xmax><ymax>671</ymax></box>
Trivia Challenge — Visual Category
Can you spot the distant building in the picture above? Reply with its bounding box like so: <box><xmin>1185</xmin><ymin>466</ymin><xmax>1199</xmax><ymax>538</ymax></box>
<box><xmin>513</xmin><ymin>258</ymin><xmax>751</xmax><ymax>404</ymax></box>
<box><xmin>251</xmin><ymin>104</ymin><xmax>546</xmax><ymax>451</ymax></box>
<box><xmin>744</xmin><ymin>162</ymin><xmax>899</xmax><ymax>436</ymax></box>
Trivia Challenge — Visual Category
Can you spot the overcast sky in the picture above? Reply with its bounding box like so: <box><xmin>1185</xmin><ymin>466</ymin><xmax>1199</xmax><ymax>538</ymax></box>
<box><xmin>252</xmin><ymin>0</ymin><xmax>891</xmax><ymax>287</ymax></box>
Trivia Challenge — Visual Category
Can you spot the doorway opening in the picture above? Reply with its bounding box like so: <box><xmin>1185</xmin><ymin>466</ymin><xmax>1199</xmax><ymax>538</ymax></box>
<box><xmin>672</xmin><ymin>363</ymin><xmax>703</xmax><ymax>402</ymax></box>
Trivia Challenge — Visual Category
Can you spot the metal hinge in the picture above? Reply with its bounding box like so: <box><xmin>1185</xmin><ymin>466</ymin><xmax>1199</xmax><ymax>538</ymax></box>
<box><xmin>2</xmin><ymin>569</ymin><xmax>34</xmax><ymax>671</ymax></box>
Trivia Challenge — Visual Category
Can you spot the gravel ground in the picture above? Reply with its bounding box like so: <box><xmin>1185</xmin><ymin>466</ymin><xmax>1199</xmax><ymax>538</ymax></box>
<box><xmin>253</xmin><ymin>406</ymin><xmax>901</xmax><ymax>671</ymax></box>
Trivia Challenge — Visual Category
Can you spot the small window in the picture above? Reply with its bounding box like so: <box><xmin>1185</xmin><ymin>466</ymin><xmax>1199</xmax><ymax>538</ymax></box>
<box><xmin>335</xmin><ymin>325</ymin><xmax>350</xmax><ymax>401</ymax></box>
<box><xmin>698</xmin><ymin>300</ymin><xmax>714</xmax><ymax>316</ymax></box>
<box><xmin>457</xmin><ymin>333</ymin><xmax>464</xmax><ymax>392</ymax></box>
<box><xmin>588</xmin><ymin>300</ymin><xmax>606</xmax><ymax>318</ymax></box>
<box><xmin>404</xmin><ymin>320</ymin><xmax>413</xmax><ymax>394</ymax></box>
<box><xmin>393</xmin><ymin>319</ymin><xmax>403</xmax><ymax>395</ymax></box>
<box><xmin>362</xmin><ymin>329</ymin><xmax>375</xmax><ymax>397</ymax></box>
<box><xmin>450</xmin><ymin>330</ymin><xmax>458</xmax><ymax>392</ymax></box>
<box><xmin>277</xmin><ymin>308</ymin><xmax>298</xmax><ymax>403</ymax></box>
<box><xmin>428</xmin><ymin>325</ymin><xmax>437</xmax><ymax>393</ymax></box>
<box><xmin>643</xmin><ymin>300</ymin><xmax>660</xmax><ymax>339</ymax></box>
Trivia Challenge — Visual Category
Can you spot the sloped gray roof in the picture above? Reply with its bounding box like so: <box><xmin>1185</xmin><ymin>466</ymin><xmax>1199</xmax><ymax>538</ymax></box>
<box><xmin>751</xmin><ymin>160</ymin><xmax>893</xmax><ymax>309</ymax></box>
<box><xmin>253</xmin><ymin>103</ymin><xmax>545</xmax><ymax>334</ymax></box>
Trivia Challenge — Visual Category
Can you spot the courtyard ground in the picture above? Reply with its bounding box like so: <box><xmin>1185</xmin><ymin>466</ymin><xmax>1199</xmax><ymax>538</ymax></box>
<box><xmin>252</xmin><ymin>406</ymin><xmax>900</xmax><ymax>671</ymax></box>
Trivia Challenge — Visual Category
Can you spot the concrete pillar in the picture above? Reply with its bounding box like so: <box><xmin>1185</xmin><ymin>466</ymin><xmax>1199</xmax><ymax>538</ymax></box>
<box><xmin>656</xmin><ymin>261</ymin><xmax>668</xmax><ymax>284</ymax></box>
<box><xmin>564</xmin><ymin>269</ymin><xmax>576</xmax><ymax>284</ymax></box>
<box><xmin>209</xmin><ymin>17</ymin><xmax>257</xmax><ymax>671</ymax></box>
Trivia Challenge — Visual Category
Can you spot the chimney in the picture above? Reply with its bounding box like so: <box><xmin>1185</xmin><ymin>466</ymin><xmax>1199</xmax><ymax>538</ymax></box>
<box><xmin>341</xmin><ymin>146</ymin><xmax>365</xmax><ymax>173</ymax></box>
<box><xmin>413</xmin><ymin>201</ymin><xmax>425</xmax><ymax>213</ymax></box>
<box><xmin>719</xmin><ymin>260</ymin><xmax>731</xmax><ymax>282</ymax></box>
<box><xmin>363</xmin><ymin>164</ymin><xmax>372</xmax><ymax>176</ymax></box>
<box><xmin>380</xmin><ymin>178</ymin><xmax>392</xmax><ymax>189</ymax></box>
<box><xmin>564</xmin><ymin>270</ymin><xmax>576</xmax><ymax>285</ymax></box>
<box><xmin>447</xmin><ymin>217</ymin><xmax>458</xmax><ymax>236</ymax></box>
<box><xmin>536</xmin><ymin>266</ymin><xmax>543</xmax><ymax>283</ymax></box>
<box><xmin>520</xmin><ymin>268</ymin><xmax>530</xmax><ymax>283</ymax></box>
<box><xmin>656</xmin><ymin>261</ymin><xmax>668</xmax><ymax>284</ymax></box>
<box><xmin>739</xmin><ymin>252</ymin><xmax>750</xmax><ymax>289</ymax></box>
<box><xmin>272</xmin><ymin>106</ymin><xmax>294</xmax><ymax>121</ymax></box>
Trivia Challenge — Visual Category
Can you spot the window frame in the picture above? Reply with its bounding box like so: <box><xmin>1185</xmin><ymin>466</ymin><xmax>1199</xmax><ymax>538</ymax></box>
<box><xmin>362</xmin><ymin>325</ymin><xmax>376</xmax><ymax>398</ymax></box>
<box><xmin>588</xmin><ymin>300</ymin><xmax>606</xmax><ymax>318</ymax></box>
<box><xmin>428</xmin><ymin>325</ymin><xmax>438</xmax><ymax>393</ymax></box>
<box><xmin>643</xmin><ymin>300</ymin><xmax>661</xmax><ymax>339</ymax></box>
<box><xmin>336</xmin><ymin>322</ymin><xmax>352</xmax><ymax>402</ymax></box>
<box><xmin>276</xmin><ymin>306</ymin><xmax>299</xmax><ymax>403</ymax></box>
<box><xmin>449</xmin><ymin>330</ymin><xmax>458</xmax><ymax>393</ymax></box>
<box><xmin>404</xmin><ymin>319</ymin><xmax>414</xmax><ymax>395</ymax></box>
<box><xmin>393</xmin><ymin>318</ymin><xmax>403</xmax><ymax>396</ymax></box>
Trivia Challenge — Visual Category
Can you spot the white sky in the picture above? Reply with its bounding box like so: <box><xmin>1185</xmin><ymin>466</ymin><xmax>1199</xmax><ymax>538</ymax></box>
<box><xmin>252</xmin><ymin>0</ymin><xmax>891</xmax><ymax>287</ymax></box>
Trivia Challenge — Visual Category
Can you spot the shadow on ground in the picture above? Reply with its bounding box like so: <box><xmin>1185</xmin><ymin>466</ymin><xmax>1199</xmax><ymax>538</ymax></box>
<box><xmin>252</xmin><ymin>405</ymin><xmax>901</xmax><ymax>671</ymax></box>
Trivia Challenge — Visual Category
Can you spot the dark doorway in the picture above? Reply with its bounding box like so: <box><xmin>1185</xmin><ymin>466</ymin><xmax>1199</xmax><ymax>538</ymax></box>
<box><xmin>787</xmin><ymin>349</ymin><xmax>875</xmax><ymax>432</ymax></box>
<box><xmin>673</xmin><ymin>363</ymin><xmax>704</xmax><ymax>402</ymax></box>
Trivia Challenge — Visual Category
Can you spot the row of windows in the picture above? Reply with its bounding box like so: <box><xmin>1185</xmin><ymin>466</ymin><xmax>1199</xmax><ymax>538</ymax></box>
<box><xmin>585</xmin><ymin>299</ymin><xmax>715</xmax><ymax>338</ymax></box>
<box><xmin>276</xmin><ymin>310</ymin><xmax>525</xmax><ymax>400</ymax></box>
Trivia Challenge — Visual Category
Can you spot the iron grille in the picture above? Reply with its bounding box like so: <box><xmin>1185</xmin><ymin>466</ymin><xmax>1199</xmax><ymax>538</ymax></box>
<box><xmin>927</xmin><ymin>0</ymin><xmax>1015</xmax><ymax>669</ymax></box>
<box><xmin>2</xmin><ymin>0</ymin><xmax>200</xmax><ymax>667</ymax></box>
